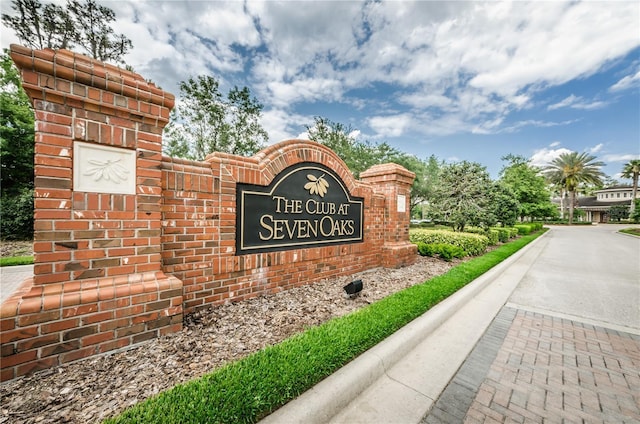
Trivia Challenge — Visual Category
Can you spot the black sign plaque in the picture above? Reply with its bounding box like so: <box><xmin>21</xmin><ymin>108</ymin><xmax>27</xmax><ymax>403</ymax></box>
<box><xmin>236</xmin><ymin>162</ymin><xmax>364</xmax><ymax>254</ymax></box>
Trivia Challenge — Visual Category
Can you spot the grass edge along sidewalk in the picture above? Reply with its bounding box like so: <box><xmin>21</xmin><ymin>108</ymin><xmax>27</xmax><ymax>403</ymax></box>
<box><xmin>105</xmin><ymin>230</ymin><xmax>546</xmax><ymax>424</ymax></box>
<box><xmin>0</xmin><ymin>256</ymin><xmax>34</xmax><ymax>267</ymax></box>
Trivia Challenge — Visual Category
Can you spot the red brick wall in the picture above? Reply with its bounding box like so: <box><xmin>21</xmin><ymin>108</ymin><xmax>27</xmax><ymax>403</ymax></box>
<box><xmin>161</xmin><ymin>141</ymin><xmax>416</xmax><ymax>314</ymax></box>
<box><xmin>1</xmin><ymin>46</ymin><xmax>415</xmax><ymax>382</ymax></box>
<box><xmin>1</xmin><ymin>46</ymin><xmax>183</xmax><ymax>382</ymax></box>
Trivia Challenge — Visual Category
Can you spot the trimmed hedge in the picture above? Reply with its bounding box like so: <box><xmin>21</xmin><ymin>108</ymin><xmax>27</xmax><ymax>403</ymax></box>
<box><xmin>465</xmin><ymin>227</ymin><xmax>499</xmax><ymax>246</ymax></box>
<box><xmin>491</xmin><ymin>227</ymin><xmax>510</xmax><ymax>243</ymax></box>
<box><xmin>416</xmin><ymin>242</ymin><xmax>465</xmax><ymax>261</ymax></box>
<box><xmin>514</xmin><ymin>222</ymin><xmax>543</xmax><ymax>235</ymax></box>
<box><xmin>409</xmin><ymin>229</ymin><xmax>489</xmax><ymax>256</ymax></box>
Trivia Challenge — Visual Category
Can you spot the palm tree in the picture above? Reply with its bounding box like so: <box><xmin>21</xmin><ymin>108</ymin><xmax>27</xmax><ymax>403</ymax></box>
<box><xmin>544</xmin><ymin>152</ymin><xmax>605</xmax><ymax>224</ymax></box>
<box><xmin>621</xmin><ymin>159</ymin><xmax>640</xmax><ymax>213</ymax></box>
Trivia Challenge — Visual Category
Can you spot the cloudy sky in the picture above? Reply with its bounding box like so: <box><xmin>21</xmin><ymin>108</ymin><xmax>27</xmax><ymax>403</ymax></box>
<box><xmin>2</xmin><ymin>1</ymin><xmax>639</xmax><ymax>179</ymax></box>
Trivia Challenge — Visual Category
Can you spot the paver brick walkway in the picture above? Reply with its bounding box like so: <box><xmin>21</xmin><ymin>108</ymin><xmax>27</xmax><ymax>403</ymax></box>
<box><xmin>424</xmin><ymin>307</ymin><xmax>640</xmax><ymax>423</ymax></box>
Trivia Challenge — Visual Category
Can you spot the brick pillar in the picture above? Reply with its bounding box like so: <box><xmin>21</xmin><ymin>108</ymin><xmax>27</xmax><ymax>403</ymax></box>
<box><xmin>360</xmin><ymin>163</ymin><xmax>417</xmax><ymax>267</ymax></box>
<box><xmin>1</xmin><ymin>45</ymin><xmax>182</xmax><ymax>382</ymax></box>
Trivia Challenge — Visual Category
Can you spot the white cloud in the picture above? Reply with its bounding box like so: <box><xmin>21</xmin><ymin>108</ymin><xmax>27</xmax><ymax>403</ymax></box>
<box><xmin>602</xmin><ymin>153</ymin><xmax>639</xmax><ymax>163</ymax></box>
<box><xmin>610</xmin><ymin>70</ymin><xmax>640</xmax><ymax>92</ymax></box>
<box><xmin>468</xmin><ymin>2</ymin><xmax>639</xmax><ymax>95</ymax></box>
<box><xmin>589</xmin><ymin>144</ymin><xmax>604</xmax><ymax>154</ymax></box>
<box><xmin>368</xmin><ymin>114</ymin><xmax>414</xmax><ymax>138</ymax></box>
<box><xmin>548</xmin><ymin>95</ymin><xmax>607</xmax><ymax>111</ymax></box>
<box><xmin>260</xmin><ymin>108</ymin><xmax>311</xmax><ymax>145</ymax></box>
<box><xmin>2</xmin><ymin>0</ymin><xmax>638</xmax><ymax>144</ymax></box>
<box><xmin>548</xmin><ymin>95</ymin><xmax>579</xmax><ymax>111</ymax></box>
<box><xmin>398</xmin><ymin>92</ymin><xmax>453</xmax><ymax>110</ymax></box>
<box><xmin>348</xmin><ymin>129</ymin><xmax>361</xmax><ymax>139</ymax></box>
<box><xmin>530</xmin><ymin>146</ymin><xmax>573</xmax><ymax>168</ymax></box>
<box><xmin>265</xmin><ymin>78</ymin><xmax>343</xmax><ymax>108</ymax></box>
<box><xmin>498</xmin><ymin>119</ymin><xmax>579</xmax><ymax>134</ymax></box>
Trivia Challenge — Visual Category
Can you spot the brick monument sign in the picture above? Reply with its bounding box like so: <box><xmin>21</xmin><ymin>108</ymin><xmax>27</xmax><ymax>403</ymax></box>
<box><xmin>1</xmin><ymin>45</ymin><xmax>416</xmax><ymax>381</ymax></box>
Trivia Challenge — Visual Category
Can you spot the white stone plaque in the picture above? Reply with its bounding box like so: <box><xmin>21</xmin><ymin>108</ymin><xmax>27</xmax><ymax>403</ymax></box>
<box><xmin>397</xmin><ymin>194</ymin><xmax>406</xmax><ymax>213</ymax></box>
<box><xmin>73</xmin><ymin>141</ymin><xmax>136</xmax><ymax>194</ymax></box>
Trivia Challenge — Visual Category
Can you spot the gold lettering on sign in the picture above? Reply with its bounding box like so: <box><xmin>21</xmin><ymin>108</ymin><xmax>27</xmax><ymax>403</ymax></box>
<box><xmin>257</xmin><ymin>194</ymin><xmax>356</xmax><ymax>242</ymax></box>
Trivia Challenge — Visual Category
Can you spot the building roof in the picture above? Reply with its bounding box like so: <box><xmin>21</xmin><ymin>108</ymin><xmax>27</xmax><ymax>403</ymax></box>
<box><xmin>596</xmin><ymin>185</ymin><xmax>638</xmax><ymax>192</ymax></box>
<box><xmin>551</xmin><ymin>196</ymin><xmax>632</xmax><ymax>209</ymax></box>
<box><xmin>576</xmin><ymin>196</ymin><xmax>631</xmax><ymax>207</ymax></box>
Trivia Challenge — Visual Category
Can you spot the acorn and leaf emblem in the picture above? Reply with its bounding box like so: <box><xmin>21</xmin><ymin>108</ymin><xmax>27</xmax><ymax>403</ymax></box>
<box><xmin>304</xmin><ymin>174</ymin><xmax>329</xmax><ymax>197</ymax></box>
<box><xmin>84</xmin><ymin>158</ymin><xmax>129</xmax><ymax>183</ymax></box>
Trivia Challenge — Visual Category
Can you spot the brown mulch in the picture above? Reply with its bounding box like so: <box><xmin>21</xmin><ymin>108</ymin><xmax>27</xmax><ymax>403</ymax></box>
<box><xmin>0</xmin><ymin>241</ymin><xmax>33</xmax><ymax>257</ymax></box>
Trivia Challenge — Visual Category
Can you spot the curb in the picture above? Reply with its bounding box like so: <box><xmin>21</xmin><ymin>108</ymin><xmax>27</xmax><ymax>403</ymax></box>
<box><xmin>260</xmin><ymin>230</ymin><xmax>550</xmax><ymax>423</ymax></box>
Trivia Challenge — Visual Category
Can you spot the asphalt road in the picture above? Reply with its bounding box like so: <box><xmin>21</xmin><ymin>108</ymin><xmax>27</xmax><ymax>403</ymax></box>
<box><xmin>508</xmin><ymin>224</ymin><xmax>640</xmax><ymax>330</ymax></box>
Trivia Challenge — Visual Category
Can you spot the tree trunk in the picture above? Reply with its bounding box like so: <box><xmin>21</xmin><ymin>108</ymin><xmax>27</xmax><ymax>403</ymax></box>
<box><xmin>631</xmin><ymin>174</ymin><xmax>638</xmax><ymax>214</ymax></box>
<box><xmin>568</xmin><ymin>190</ymin><xmax>575</xmax><ymax>224</ymax></box>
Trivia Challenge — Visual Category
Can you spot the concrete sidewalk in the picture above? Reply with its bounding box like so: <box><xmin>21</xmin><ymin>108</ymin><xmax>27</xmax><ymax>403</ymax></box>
<box><xmin>0</xmin><ymin>264</ymin><xmax>33</xmax><ymax>304</ymax></box>
<box><xmin>261</xmin><ymin>231</ymin><xmax>550</xmax><ymax>423</ymax></box>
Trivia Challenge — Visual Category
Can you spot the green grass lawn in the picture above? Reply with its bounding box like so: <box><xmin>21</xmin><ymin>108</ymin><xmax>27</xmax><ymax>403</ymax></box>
<box><xmin>106</xmin><ymin>230</ymin><xmax>546</xmax><ymax>424</ymax></box>
<box><xmin>0</xmin><ymin>256</ymin><xmax>34</xmax><ymax>267</ymax></box>
<box><xmin>619</xmin><ymin>227</ymin><xmax>640</xmax><ymax>237</ymax></box>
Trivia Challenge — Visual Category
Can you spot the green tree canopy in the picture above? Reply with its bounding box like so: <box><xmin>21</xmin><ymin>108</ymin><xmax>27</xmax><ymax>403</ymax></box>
<box><xmin>499</xmin><ymin>154</ymin><xmax>556</xmax><ymax>221</ymax></box>
<box><xmin>621</xmin><ymin>159</ymin><xmax>640</xmax><ymax>213</ymax></box>
<box><xmin>429</xmin><ymin>160</ymin><xmax>495</xmax><ymax>232</ymax></box>
<box><xmin>490</xmin><ymin>182</ymin><xmax>520</xmax><ymax>227</ymax></box>
<box><xmin>0</xmin><ymin>49</ymin><xmax>35</xmax><ymax>239</ymax></box>
<box><xmin>163</xmin><ymin>75</ymin><xmax>268</xmax><ymax>160</ymax></box>
<box><xmin>305</xmin><ymin>116</ymin><xmax>399</xmax><ymax>178</ymax></box>
<box><xmin>543</xmin><ymin>151</ymin><xmax>604</xmax><ymax>224</ymax></box>
<box><xmin>2</xmin><ymin>0</ymin><xmax>132</xmax><ymax>63</ymax></box>
<box><xmin>305</xmin><ymin>116</ymin><xmax>441</xmax><ymax>212</ymax></box>
<box><xmin>609</xmin><ymin>204</ymin><xmax>629</xmax><ymax>222</ymax></box>
<box><xmin>0</xmin><ymin>50</ymin><xmax>34</xmax><ymax>195</ymax></box>
<box><xmin>393</xmin><ymin>153</ymin><xmax>442</xmax><ymax>213</ymax></box>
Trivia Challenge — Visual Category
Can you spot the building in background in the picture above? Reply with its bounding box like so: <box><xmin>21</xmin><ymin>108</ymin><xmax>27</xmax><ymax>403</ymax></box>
<box><xmin>554</xmin><ymin>186</ymin><xmax>639</xmax><ymax>223</ymax></box>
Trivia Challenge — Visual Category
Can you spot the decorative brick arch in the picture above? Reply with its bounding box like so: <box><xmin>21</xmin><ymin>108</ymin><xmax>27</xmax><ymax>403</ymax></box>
<box><xmin>248</xmin><ymin>139</ymin><xmax>362</xmax><ymax>193</ymax></box>
<box><xmin>1</xmin><ymin>45</ymin><xmax>416</xmax><ymax>381</ymax></box>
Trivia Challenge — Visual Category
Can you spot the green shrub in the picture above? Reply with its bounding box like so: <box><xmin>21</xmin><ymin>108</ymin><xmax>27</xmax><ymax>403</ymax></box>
<box><xmin>0</xmin><ymin>188</ymin><xmax>34</xmax><ymax>240</ymax></box>
<box><xmin>410</xmin><ymin>229</ymin><xmax>489</xmax><ymax>256</ymax></box>
<box><xmin>465</xmin><ymin>227</ymin><xmax>499</xmax><ymax>246</ymax></box>
<box><xmin>514</xmin><ymin>223</ymin><xmax>545</xmax><ymax>235</ymax></box>
<box><xmin>631</xmin><ymin>199</ymin><xmax>640</xmax><ymax>223</ymax></box>
<box><xmin>491</xmin><ymin>227</ymin><xmax>510</xmax><ymax>243</ymax></box>
<box><xmin>416</xmin><ymin>242</ymin><xmax>465</xmax><ymax>261</ymax></box>
<box><xmin>543</xmin><ymin>220</ymin><xmax>592</xmax><ymax>226</ymax></box>
<box><xmin>437</xmin><ymin>244</ymin><xmax>465</xmax><ymax>261</ymax></box>
<box><xmin>530</xmin><ymin>222</ymin><xmax>543</xmax><ymax>231</ymax></box>
<box><xmin>416</xmin><ymin>242</ymin><xmax>435</xmax><ymax>257</ymax></box>
<box><xmin>514</xmin><ymin>224</ymin><xmax>532</xmax><ymax>235</ymax></box>
<box><xmin>486</xmin><ymin>230</ymin><xmax>499</xmax><ymax>246</ymax></box>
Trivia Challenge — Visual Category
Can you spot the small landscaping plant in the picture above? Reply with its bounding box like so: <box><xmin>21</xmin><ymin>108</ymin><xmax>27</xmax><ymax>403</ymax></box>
<box><xmin>514</xmin><ymin>222</ymin><xmax>543</xmax><ymax>235</ymax></box>
<box><xmin>491</xmin><ymin>227</ymin><xmax>510</xmax><ymax>243</ymax></box>
<box><xmin>409</xmin><ymin>229</ymin><xmax>489</xmax><ymax>256</ymax></box>
<box><xmin>416</xmin><ymin>242</ymin><xmax>465</xmax><ymax>261</ymax></box>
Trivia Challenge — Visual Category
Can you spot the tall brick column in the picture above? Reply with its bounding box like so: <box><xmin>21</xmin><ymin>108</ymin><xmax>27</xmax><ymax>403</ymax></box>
<box><xmin>360</xmin><ymin>163</ymin><xmax>417</xmax><ymax>267</ymax></box>
<box><xmin>1</xmin><ymin>46</ymin><xmax>182</xmax><ymax>381</ymax></box>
